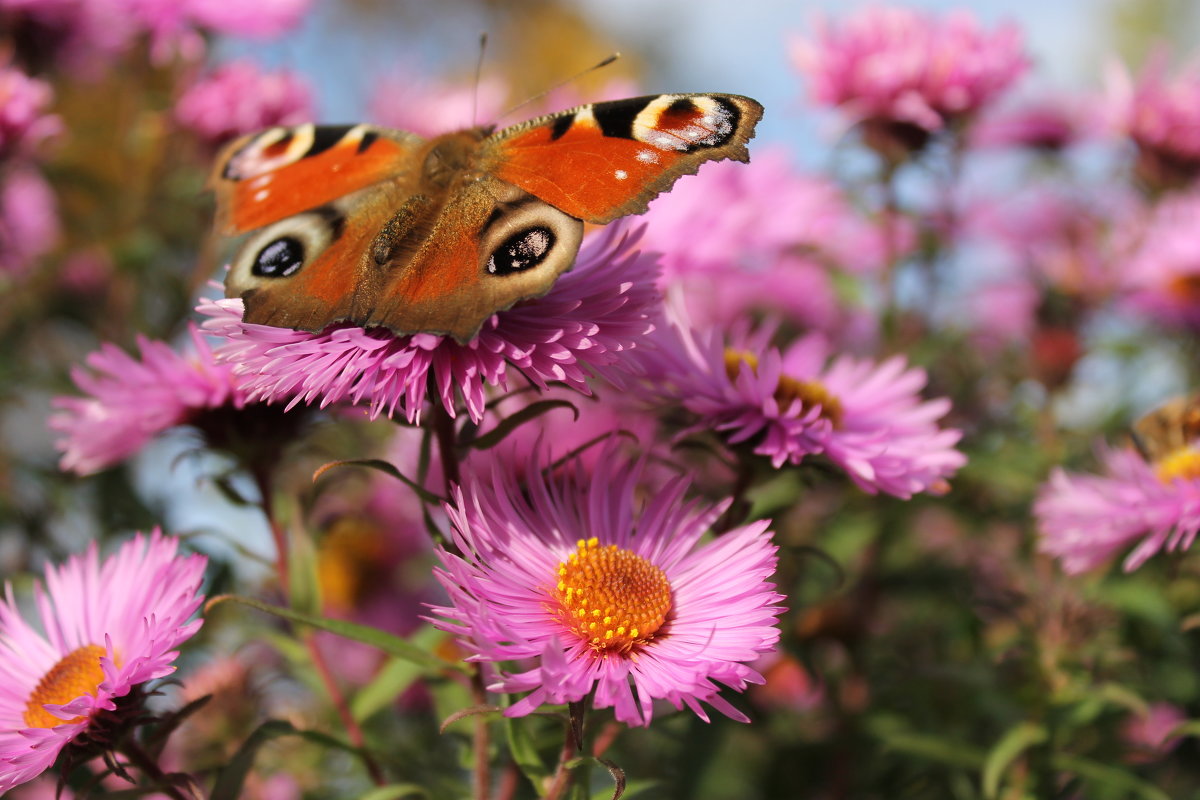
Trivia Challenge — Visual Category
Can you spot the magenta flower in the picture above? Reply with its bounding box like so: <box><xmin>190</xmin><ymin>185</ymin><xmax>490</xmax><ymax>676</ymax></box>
<box><xmin>969</xmin><ymin>95</ymin><xmax>1091</xmax><ymax>151</ymax></box>
<box><xmin>0</xmin><ymin>64</ymin><xmax>59</xmax><ymax>161</ymax></box>
<box><xmin>200</xmin><ymin>224</ymin><xmax>659</xmax><ymax>424</ymax></box>
<box><xmin>644</xmin><ymin>310</ymin><xmax>965</xmax><ymax>498</ymax></box>
<box><xmin>1035</xmin><ymin>445</ymin><xmax>1200</xmax><ymax>573</ymax></box>
<box><xmin>0</xmin><ymin>0</ymin><xmax>135</xmax><ymax>76</ymax></box>
<box><xmin>1106</xmin><ymin>50</ymin><xmax>1200</xmax><ymax>188</ymax></box>
<box><xmin>175</xmin><ymin>59</ymin><xmax>313</xmax><ymax>151</ymax></box>
<box><xmin>0</xmin><ymin>531</ymin><xmax>206</xmax><ymax>793</ymax></box>
<box><xmin>1123</xmin><ymin>702</ymin><xmax>1187</xmax><ymax>763</ymax></box>
<box><xmin>368</xmin><ymin>72</ymin><xmax>509</xmax><ymax>137</ymax></box>
<box><xmin>124</xmin><ymin>0</ymin><xmax>310</xmax><ymax>62</ymax></box>
<box><xmin>792</xmin><ymin>6</ymin><xmax>1028</xmax><ymax>138</ymax></box>
<box><xmin>0</xmin><ymin>167</ymin><xmax>58</xmax><ymax>277</ymax></box>
<box><xmin>49</xmin><ymin>324</ymin><xmax>250</xmax><ymax>475</ymax></box>
<box><xmin>1121</xmin><ymin>192</ymin><xmax>1200</xmax><ymax>330</ymax></box>
<box><xmin>429</xmin><ymin>448</ymin><xmax>783</xmax><ymax>726</ymax></box>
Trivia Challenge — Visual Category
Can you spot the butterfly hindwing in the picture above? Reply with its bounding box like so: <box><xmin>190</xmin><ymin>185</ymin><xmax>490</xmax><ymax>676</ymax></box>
<box><xmin>483</xmin><ymin>94</ymin><xmax>763</xmax><ymax>224</ymax></box>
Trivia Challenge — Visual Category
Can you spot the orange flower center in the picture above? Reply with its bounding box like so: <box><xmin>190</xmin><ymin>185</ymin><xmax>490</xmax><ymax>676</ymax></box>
<box><xmin>23</xmin><ymin>644</ymin><xmax>107</xmax><ymax>728</ymax></box>
<box><xmin>554</xmin><ymin>538</ymin><xmax>672</xmax><ymax>654</ymax></box>
<box><xmin>724</xmin><ymin>349</ymin><xmax>843</xmax><ymax>427</ymax></box>
<box><xmin>1156</xmin><ymin>446</ymin><xmax>1200</xmax><ymax>484</ymax></box>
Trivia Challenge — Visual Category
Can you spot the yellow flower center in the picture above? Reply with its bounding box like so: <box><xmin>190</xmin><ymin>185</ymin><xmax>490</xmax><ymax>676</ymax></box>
<box><xmin>724</xmin><ymin>349</ymin><xmax>844</xmax><ymax>427</ymax></box>
<box><xmin>1155</xmin><ymin>446</ymin><xmax>1200</xmax><ymax>484</ymax></box>
<box><xmin>23</xmin><ymin>644</ymin><xmax>107</xmax><ymax>728</ymax></box>
<box><xmin>554</xmin><ymin>538</ymin><xmax>672</xmax><ymax>654</ymax></box>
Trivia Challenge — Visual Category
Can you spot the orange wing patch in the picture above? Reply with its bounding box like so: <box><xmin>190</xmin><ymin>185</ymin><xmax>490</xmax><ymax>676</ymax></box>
<box><xmin>212</xmin><ymin>124</ymin><xmax>421</xmax><ymax>235</ymax></box>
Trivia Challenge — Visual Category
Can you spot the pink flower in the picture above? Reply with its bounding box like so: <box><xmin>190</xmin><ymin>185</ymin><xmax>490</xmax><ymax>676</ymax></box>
<box><xmin>1123</xmin><ymin>702</ymin><xmax>1186</xmax><ymax>762</ymax></box>
<box><xmin>0</xmin><ymin>167</ymin><xmax>58</xmax><ymax>277</ymax></box>
<box><xmin>1106</xmin><ymin>50</ymin><xmax>1200</xmax><ymax>189</ymax></box>
<box><xmin>644</xmin><ymin>309</ymin><xmax>965</xmax><ymax>498</ymax></box>
<box><xmin>792</xmin><ymin>6</ymin><xmax>1028</xmax><ymax>137</ymax></box>
<box><xmin>200</xmin><ymin>224</ymin><xmax>659</xmax><ymax>424</ymax></box>
<box><xmin>0</xmin><ymin>531</ymin><xmax>207</xmax><ymax>793</ymax></box>
<box><xmin>429</xmin><ymin>447</ymin><xmax>784</xmax><ymax>726</ymax></box>
<box><xmin>368</xmin><ymin>72</ymin><xmax>509</xmax><ymax>138</ymax></box>
<box><xmin>969</xmin><ymin>95</ymin><xmax>1091</xmax><ymax>151</ymax></box>
<box><xmin>1035</xmin><ymin>445</ymin><xmax>1200</xmax><ymax>573</ymax></box>
<box><xmin>0</xmin><ymin>64</ymin><xmax>59</xmax><ymax>160</ymax></box>
<box><xmin>0</xmin><ymin>0</ymin><xmax>135</xmax><ymax>76</ymax></box>
<box><xmin>175</xmin><ymin>59</ymin><xmax>313</xmax><ymax>151</ymax></box>
<box><xmin>1121</xmin><ymin>192</ymin><xmax>1200</xmax><ymax>330</ymax></box>
<box><xmin>124</xmin><ymin>0</ymin><xmax>311</xmax><ymax>62</ymax></box>
<box><xmin>49</xmin><ymin>324</ymin><xmax>251</xmax><ymax>475</ymax></box>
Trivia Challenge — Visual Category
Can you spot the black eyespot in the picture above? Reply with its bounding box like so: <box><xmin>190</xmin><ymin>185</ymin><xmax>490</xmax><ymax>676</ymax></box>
<box><xmin>487</xmin><ymin>227</ymin><xmax>555</xmax><ymax>276</ymax></box>
<box><xmin>253</xmin><ymin>237</ymin><xmax>305</xmax><ymax>278</ymax></box>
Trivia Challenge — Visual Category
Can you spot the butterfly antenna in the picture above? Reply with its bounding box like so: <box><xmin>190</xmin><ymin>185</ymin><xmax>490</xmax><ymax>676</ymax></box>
<box><xmin>472</xmin><ymin>32</ymin><xmax>489</xmax><ymax>127</ymax></box>
<box><xmin>497</xmin><ymin>52</ymin><xmax>620</xmax><ymax>123</ymax></box>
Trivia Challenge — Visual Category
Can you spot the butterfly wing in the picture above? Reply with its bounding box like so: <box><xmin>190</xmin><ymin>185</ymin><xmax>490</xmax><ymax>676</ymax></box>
<box><xmin>481</xmin><ymin>94</ymin><xmax>763</xmax><ymax>223</ymax></box>
<box><xmin>211</xmin><ymin>123</ymin><xmax>424</xmax><ymax>234</ymax></box>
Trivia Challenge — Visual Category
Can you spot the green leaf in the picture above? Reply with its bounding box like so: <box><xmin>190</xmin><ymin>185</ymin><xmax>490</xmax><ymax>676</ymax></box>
<box><xmin>465</xmin><ymin>400</ymin><xmax>579</xmax><ymax>451</ymax></box>
<box><xmin>505</xmin><ymin>713</ymin><xmax>550</xmax><ymax>787</ymax></box>
<box><xmin>352</xmin><ymin>626</ymin><xmax>444</xmax><ymax>721</ymax></box>
<box><xmin>1051</xmin><ymin>754</ymin><xmax>1171</xmax><ymax>800</ymax></box>
<box><xmin>356</xmin><ymin>785</ymin><xmax>429</xmax><ymax>800</ymax></box>
<box><xmin>982</xmin><ymin>721</ymin><xmax>1047</xmax><ymax>799</ymax></box>
<box><xmin>206</xmin><ymin>594</ymin><xmax>465</xmax><ymax>673</ymax></box>
<box><xmin>312</xmin><ymin>458</ymin><xmax>443</xmax><ymax>505</ymax></box>
<box><xmin>287</xmin><ymin>522</ymin><xmax>322</xmax><ymax>617</ymax></box>
<box><xmin>209</xmin><ymin>720</ymin><xmax>296</xmax><ymax>800</ymax></box>
<box><xmin>869</xmin><ymin>718</ymin><xmax>986</xmax><ymax>769</ymax></box>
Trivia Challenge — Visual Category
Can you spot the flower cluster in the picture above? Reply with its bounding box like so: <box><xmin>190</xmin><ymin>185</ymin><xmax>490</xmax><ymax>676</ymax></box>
<box><xmin>175</xmin><ymin>59</ymin><xmax>314</xmax><ymax>152</ymax></box>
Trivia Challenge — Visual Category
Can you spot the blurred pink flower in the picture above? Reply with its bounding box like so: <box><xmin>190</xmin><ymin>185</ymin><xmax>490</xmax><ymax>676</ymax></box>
<box><xmin>1035</xmin><ymin>445</ymin><xmax>1200</xmax><ymax>573</ymax></box>
<box><xmin>0</xmin><ymin>168</ymin><xmax>58</xmax><ymax>277</ymax></box>
<box><xmin>0</xmin><ymin>64</ymin><xmax>59</xmax><ymax>160</ymax></box>
<box><xmin>429</xmin><ymin>446</ymin><xmax>783</xmax><ymax>726</ymax></box>
<box><xmin>49</xmin><ymin>324</ymin><xmax>249</xmax><ymax>474</ymax></box>
<box><xmin>1106</xmin><ymin>50</ymin><xmax>1200</xmax><ymax>189</ymax></box>
<box><xmin>200</xmin><ymin>224</ymin><xmax>659</xmax><ymax>424</ymax></box>
<box><xmin>1123</xmin><ymin>702</ymin><xmax>1186</xmax><ymax>762</ymax></box>
<box><xmin>969</xmin><ymin>95</ymin><xmax>1091</xmax><ymax>151</ymax></box>
<box><xmin>750</xmin><ymin>652</ymin><xmax>824</xmax><ymax>713</ymax></box>
<box><xmin>0</xmin><ymin>531</ymin><xmax>206</xmax><ymax>794</ymax></box>
<box><xmin>1121</xmin><ymin>192</ymin><xmax>1200</xmax><ymax>330</ymax></box>
<box><xmin>369</xmin><ymin>72</ymin><xmax>509</xmax><ymax>137</ymax></box>
<box><xmin>124</xmin><ymin>0</ymin><xmax>311</xmax><ymax>62</ymax></box>
<box><xmin>792</xmin><ymin>6</ymin><xmax>1028</xmax><ymax>137</ymax></box>
<box><xmin>175</xmin><ymin>59</ymin><xmax>313</xmax><ymax>151</ymax></box>
<box><xmin>0</xmin><ymin>0</ymin><xmax>135</xmax><ymax>76</ymax></box>
<box><xmin>644</xmin><ymin>309</ymin><xmax>965</xmax><ymax>498</ymax></box>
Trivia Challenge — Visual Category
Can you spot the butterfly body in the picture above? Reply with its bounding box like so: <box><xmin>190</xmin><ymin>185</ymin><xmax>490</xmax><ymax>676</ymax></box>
<box><xmin>212</xmin><ymin>93</ymin><xmax>763</xmax><ymax>342</ymax></box>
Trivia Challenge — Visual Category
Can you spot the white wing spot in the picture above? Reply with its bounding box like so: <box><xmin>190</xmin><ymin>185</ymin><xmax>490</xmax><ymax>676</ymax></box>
<box><xmin>614</xmin><ymin>169</ymin><xmax>628</xmax><ymax>180</ymax></box>
<box><xmin>636</xmin><ymin>149</ymin><xmax>658</xmax><ymax>164</ymax></box>
<box><xmin>254</xmin><ymin>189</ymin><xmax>271</xmax><ymax>202</ymax></box>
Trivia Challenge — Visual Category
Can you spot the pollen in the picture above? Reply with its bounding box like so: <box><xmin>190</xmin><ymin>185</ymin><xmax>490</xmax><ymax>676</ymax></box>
<box><xmin>23</xmin><ymin>644</ymin><xmax>107</xmax><ymax>728</ymax></box>
<box><xmin>724</xmin><ymin>349</ymin><xmax>844</xmax><ymax>427</ymax></box>
<box><xmin>553</xmin><ymin>537</ymin><xmax>671</xmax><ymax>654</ymax></box>
<box><xmin>1155</xmin><ymin>446</ymin><xmax>1200</xmax><ymax>484</ymax></box>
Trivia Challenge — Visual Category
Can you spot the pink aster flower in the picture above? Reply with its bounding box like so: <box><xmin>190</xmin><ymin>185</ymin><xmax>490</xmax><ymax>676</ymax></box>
<box><xmin>1106</xmin><ymin>49</ymin><xmax>1200</xmax><ymax>189</ymax></box>
<box><xmin>175</xmin><ymin>59</ymin><xmax>313</xmax><ymax>152</ymax></box>
<box><xmin>0</xmin><ymin>64</ymin><xmax>59</xmax><ymax>161</ymax></box>
<box><xmin>0</xmin><ymin>530</ymin><xmax>206</xmax><ymax>793</ymax></box>
<box><xmin>200</xmin><ymin>223</ymin><xmax>659</xmax><ymax>424</ymax></box>
<box><xmin>124</xmin><ymin>0</ymin><xmax>311</xmax><ymax>62</ymax></box>
<box><xmin>0</xmin><ymin>167</ymin><xmax>59</xmax><ymax>277</ymax></box>
<box><xmin>644</xmin><ymin>308</ymin><xmax>965</xmax><ymax>498</ymax></box>
<box><xmin>0</xmin><ymin>0</ymin><xmax>135</xmax><ymax>76</ymax></box>
<box><xmin>368</xmin><ymin>71</ymin><xmax>509</xmax><ymax>138</ymax></box>
<box><xmin>969</xmin><ymin>94</ymin><xmax>1092</xmax><ymax>151</ymax></box>
<box><xmin>49</xmin><ymin>323</ymin><xmax>250</xmax><ymax>475</ymax></box>
<box><xmin>1123</xmin><ymin>702</ymin><xmax>1186</xmax><ymax>763</ymax></box>
<box><xmin>1121</xmin><ymin>192</ymin><xmax>1200</xmax><ymax>330</ymax></box>
<box><xmin>1035</xmin><ymin>444</ymin><xmax>1200</xmax><ymax>573</ymax></box>
<box><xmin>429</xmin><ymin>448</ymin><xmax>783</xmax><ymax>726</ymax></box>
<box><xmin>792</xmin><ymin>6</ymin><xmax>1028</xmax><ymax>144</ymax></box>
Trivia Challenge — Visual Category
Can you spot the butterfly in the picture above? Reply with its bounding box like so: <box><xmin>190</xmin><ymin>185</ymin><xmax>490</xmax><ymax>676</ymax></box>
<box><xmin>210</xmin><ymin>93</ymin><xmax>763</xmax><ymax>343</ymax></box>
<box><xmin>1132</xmin><ymin>394</ymin><xmax>1200</xmax><ymax>463</ymax></box>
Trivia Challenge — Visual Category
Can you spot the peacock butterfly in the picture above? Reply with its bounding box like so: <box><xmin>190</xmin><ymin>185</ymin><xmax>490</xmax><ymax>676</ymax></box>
<box><xmin>210</xmin><ymin>93</ymin><xmax>764</xmax><ymax>343</ymax></box>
